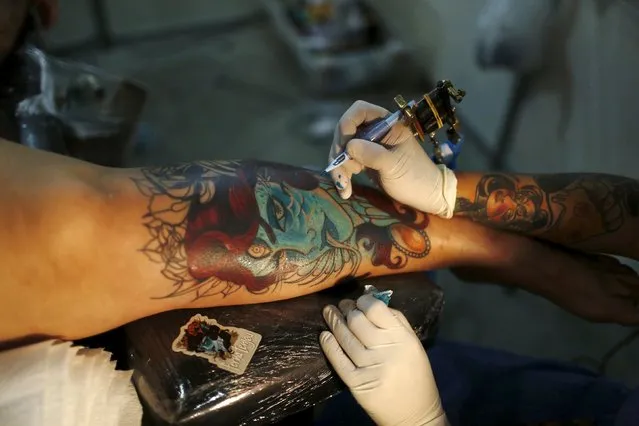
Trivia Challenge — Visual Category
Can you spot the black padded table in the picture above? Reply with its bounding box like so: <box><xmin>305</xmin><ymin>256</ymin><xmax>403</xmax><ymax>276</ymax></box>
<box><xmin>125</xmin><ymin>273</ymin><xmax>444</xmax><ymax>425</ymax></box>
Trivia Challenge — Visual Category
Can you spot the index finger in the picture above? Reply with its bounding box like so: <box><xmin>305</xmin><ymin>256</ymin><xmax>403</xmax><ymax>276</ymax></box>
<box><xmin>334</xmin><ymin>101</ymin><xmax>390</xmax><ymax>154</ymax></box>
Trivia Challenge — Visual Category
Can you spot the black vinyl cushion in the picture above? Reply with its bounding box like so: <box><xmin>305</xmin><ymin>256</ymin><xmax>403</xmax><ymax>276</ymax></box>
<box><xmin>125</xmin><ymin>273</ymin><xmax>444</xmax><ymax>426</ymax></box>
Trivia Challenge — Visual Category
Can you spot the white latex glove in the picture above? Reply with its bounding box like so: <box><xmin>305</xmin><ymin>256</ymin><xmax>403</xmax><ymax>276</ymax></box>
<box><xmin>328</xmin><ymin>100</ymin><xmax>458</xmax><ymax>218</ymax></box>
<box><xmin>320</xmin><ymin>295</ymin><xmax>448</xmax><ymax>426</ymax></box>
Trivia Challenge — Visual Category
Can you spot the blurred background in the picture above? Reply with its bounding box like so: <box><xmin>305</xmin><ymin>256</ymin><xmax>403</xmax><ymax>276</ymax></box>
<box><xmin>3</xmin><ymin>0</ymin><xmax>638</xmax><ymax>387</ymax></box>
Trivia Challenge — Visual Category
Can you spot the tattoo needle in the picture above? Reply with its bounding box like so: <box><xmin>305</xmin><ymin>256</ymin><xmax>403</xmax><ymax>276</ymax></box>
<box><xmin>324</xmin><ymin>109</ymin><xmax>404</xmax><ymax>173</ymax></box>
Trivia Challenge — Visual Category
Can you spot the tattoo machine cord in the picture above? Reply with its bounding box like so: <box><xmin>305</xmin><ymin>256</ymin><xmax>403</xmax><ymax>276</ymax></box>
<box><xmin>325</xmin><ymin>80</ymin><xmax>466</xmax><ymax>172</ymax></box>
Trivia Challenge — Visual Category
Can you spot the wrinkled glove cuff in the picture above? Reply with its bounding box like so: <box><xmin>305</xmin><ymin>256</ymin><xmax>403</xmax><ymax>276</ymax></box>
<box><xmin>436</xmin><ymin>164</ymin><xmax>457</xmax><ymax>219</ymax></box>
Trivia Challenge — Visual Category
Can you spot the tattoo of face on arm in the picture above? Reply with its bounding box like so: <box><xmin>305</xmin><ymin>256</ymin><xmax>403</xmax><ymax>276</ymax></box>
<box><xmin>454</xmin><ymin>174</ymin><xmax>551</xmax><ymax>232</ymax></box>
<box><xmin>456</xmin><ymin>173</ymin><xmax>639</xmax><ymax>243</ymax></box>
<box><xmin>132</xmin><ymin>161</ymin><xmax>430</xmax><ymax>301</ymax></box>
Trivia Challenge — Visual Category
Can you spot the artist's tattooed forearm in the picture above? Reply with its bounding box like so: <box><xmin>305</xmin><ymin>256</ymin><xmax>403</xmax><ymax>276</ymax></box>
<box><xmin>455</xmin><ymin>173</ymin><xmax>639</xmax><ymax>242</ymax></box>
<box><xmin>133</xmin><ymin>160</ymin><xmax>430</xmax><ymax>300</ymax></box>
<box><xmin>455</xmin><ymin>174</ymin><xmax>551</xmax><ymax>232</ymax></box>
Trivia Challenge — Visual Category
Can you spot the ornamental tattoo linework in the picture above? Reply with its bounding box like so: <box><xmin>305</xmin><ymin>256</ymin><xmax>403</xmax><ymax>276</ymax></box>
<box><xmin>455</xmin><ymin>173</ymin><xmax>639</xmax><ymax>243</ymax></box>
<box><xmin>132</xmin><ymin>160</ymin><xmax>430</xmax><ymax>300</ymax></box>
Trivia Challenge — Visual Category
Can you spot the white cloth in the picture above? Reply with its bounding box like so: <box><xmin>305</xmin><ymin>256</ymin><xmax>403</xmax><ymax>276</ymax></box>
<box><xmin>0</xmin><ymin>340</ymin><xmax>142</xmax><ymax>426</ymax></box>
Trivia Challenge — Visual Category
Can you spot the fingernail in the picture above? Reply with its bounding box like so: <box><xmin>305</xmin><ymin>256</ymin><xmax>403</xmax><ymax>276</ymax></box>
<box><xmin>334</xmin><ymin>180</ymin><xmax>344</xmax><ymax>190</ymax></box>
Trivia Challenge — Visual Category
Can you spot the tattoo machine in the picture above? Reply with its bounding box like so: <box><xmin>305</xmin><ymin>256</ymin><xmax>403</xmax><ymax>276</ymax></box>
<box><xmin>325</xmin><ymin>80</ymin><xmax>466</xmax><ymax>173</ymax></box>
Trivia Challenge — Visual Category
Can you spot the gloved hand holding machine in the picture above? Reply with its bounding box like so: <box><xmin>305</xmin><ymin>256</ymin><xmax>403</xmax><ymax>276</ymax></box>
<box><xmin>326</xmin><ymin>80</ymin><xmax>466</xmax><ymax>220</ymax></box>
<box><xmin>325</xmin><ymin>79</ymin><xmax>466</xmax><ymax>174</ymax></box>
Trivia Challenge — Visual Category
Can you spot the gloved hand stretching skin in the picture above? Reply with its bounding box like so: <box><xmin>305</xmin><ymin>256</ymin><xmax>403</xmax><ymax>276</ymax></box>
<box><xmin>328</xmin><ymin>101</ymin><xmax>458</xmax><ymax>218</ymax></box>
<box><xmin>320</xmin><ymin>295</ymin><xmax>449</xmax><ymax>426</ymax></box>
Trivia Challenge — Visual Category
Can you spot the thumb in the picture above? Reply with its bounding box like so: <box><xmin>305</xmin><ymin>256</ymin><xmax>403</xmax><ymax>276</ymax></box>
<box><xmin>346</xmin><ymin>139</ymin><xmax>395</xmax><ymax>172</ymax></box>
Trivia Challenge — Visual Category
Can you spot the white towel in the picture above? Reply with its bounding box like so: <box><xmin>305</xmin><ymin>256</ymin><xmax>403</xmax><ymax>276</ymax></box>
<box><xmin>0</xmin><ymin>340</ymin><xmax>142</xmax><ymax>426</ymax></box>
